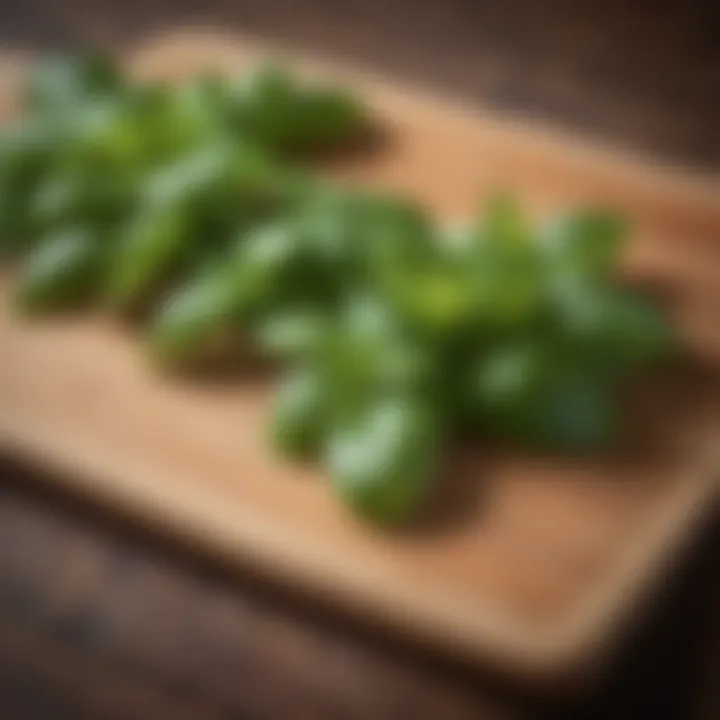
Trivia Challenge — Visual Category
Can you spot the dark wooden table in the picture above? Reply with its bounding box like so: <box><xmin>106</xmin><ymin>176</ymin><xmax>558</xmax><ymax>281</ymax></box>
<box><xmin>2</xmin><ymin>0</ymin><xmax>719</xmax><ymax>171</ymax></box>
<box><xmin>1</xmin><ymin>2</ymin><xmax>719</xmax><ymax>718</ymax></box>
<box><xmin>0</xmin><ymin>459</ymin><xmax>717</xmax><ymax>720</ymax></box>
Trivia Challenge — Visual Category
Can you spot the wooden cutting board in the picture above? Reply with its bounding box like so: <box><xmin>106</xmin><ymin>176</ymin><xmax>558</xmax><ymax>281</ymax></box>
<box><xmin>1</xmin><ymin>29</ymin><xmax>719</xmax><ymax>685</ymax></box>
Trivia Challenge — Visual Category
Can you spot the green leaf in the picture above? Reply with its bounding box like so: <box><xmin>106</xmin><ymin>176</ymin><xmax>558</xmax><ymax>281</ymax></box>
<box><xmin>476</xmin><ymin>192</ymin><xmax>529</xmax><ymax>246</ymax></box>
<box><xmin>270</xmin><ymin>366</ymin><xmax>329</xmax><ymax>459</ymax></box>
<box><xmin>470</xmin><ymin>243</ymin><xmax>543</xmax><ymax>326</ymax></box>
<box><xmin>255</xmin><ymin>306</ymin><xmax>331</xmax><ymax>361</ymax></box>
<box><xmin>230</xmin><ymin>64</ymin><xmax>302</xmax><ymax>150</ymax></box>
<box><xmin>106</xmin><ymin>206</ymin><xmax>193</xmax><ymax>311</ymax></box>
<box><xmin>25</xmin><ymin>52</ymin><xmax>122</xmax><ymax>115</ymax></box>
<box><xmin>292</xmin><ymin>86</ymin><xmax>366</xmax><ymax>148</ymax></box>
<box><xmin>233</xmin><ymin>221</ymin><xmax>306</xmax><ymax>310</ymax></box>
<box><xmin>327</xmin><ymin>395</ymin><xmax>441</xmax><ymax>525</ymax></box>
<box><xmin>15</xmin><ymin>227</ymin><xmax>101</xmax><ymax>314</ymax></box>
<box><xmin>518</xmin><ymin>371</ymin><xmax>616</xmax><ymax>451</ymax></box>
<box><xmin>542</xmin><ymin>209</ymin><xmax>626</xmax><ymax>278</ymax></box>
<box><xmin>230</xmin><ymin>64</ymin><xmax>366</xmax><ymax>152</ymax></box>
<box><xmin>165</xmin><ymin>73</ymin><xmax>230</xmax><ymax>150</ymax></box>
<box><xmin>147</xmin><ymin>270</ymin><xmax>240</xmax><ymax>367</ymax></box>
<box><xmin>465</xmin><ymin>340</ymin><xmax>553</xmax><ymax>416</ymax></box>
<box><xmin>385</xmin><ymin>260</ymin><xmax>477</xmax><ymax>334</ymax></box>
<box><xmin>558</xmin><ymin>286</ymin><xmax>675</xmax><ymax>371</ymax></box>
<box><xmin>28</xmin><ymin>165</ymin><xmax>133</xmax><ymax>232</ymax></box>
<box><xmin>481</xmin><ymin>363</ymin><xmax>616</xmax><ymax>451</ymax></box>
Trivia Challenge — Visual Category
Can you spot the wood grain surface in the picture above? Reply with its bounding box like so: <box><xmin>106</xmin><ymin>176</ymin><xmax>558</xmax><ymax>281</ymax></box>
<box><xmin>0</xmin><ymin>468</ymin><xmax>521</xmax><ymax>720</ymax></box>
<box><xmin>1</xmin><ymin>30</ymin><xmax>719</xmax><ymax>684</ymax></box>
<box><xmin>0</xmin><ymin>462</ymin><xmax>716</xmax><ymax>720</ymax></box>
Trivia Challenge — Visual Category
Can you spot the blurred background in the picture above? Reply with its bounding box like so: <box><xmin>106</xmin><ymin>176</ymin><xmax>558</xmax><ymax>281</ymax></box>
<box><xmin>1</xmin><ymin>0</ymin><xmax>718</xmax><ymax>170</ymax></box>
<box><xmin>1</xmin><ymin>1</ymin><xmax>718</xmax><ymax>719</ymax></box>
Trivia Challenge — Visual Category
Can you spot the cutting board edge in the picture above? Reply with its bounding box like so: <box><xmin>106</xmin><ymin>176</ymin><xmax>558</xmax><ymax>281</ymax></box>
<box><xmin>3</xmin><ymin>412</ymin><xmax>718</xmax><ymax>686</ymax></box>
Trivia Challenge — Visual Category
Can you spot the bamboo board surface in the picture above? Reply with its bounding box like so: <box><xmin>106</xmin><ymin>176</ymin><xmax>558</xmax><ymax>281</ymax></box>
<box><xmin>1</xmin><ymin>30</ymin><xmax>719</xmax><ymax>682</ymax></box>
